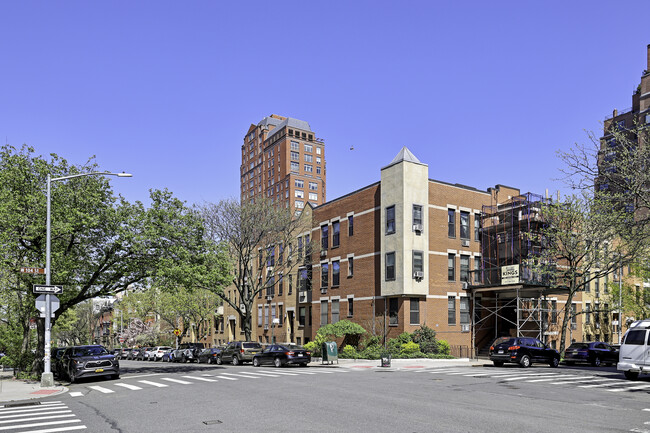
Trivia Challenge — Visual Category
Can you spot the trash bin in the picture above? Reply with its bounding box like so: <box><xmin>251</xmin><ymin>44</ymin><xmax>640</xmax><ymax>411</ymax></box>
<box><xmin>321</xmin><ymin>341</ymin><xmax>338</xmax><ymax>365</ymax></box>
<box><xmin>380</xmin><ymin>352</ymin><xmax>391</xmax><ymax>367</ymax></box>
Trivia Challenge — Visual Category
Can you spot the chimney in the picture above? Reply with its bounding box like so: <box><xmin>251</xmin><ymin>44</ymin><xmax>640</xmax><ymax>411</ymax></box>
<box><xmin>647</xmin><ymin>44</ymin><xmax>650</xmax><ymax>71</ymax></box>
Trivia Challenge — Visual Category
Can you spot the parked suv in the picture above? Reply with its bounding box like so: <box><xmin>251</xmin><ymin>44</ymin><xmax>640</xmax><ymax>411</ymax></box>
<box><xmin>60</xmin><ymin>345</ymin><xmax>120</xmax><ymax>383</ymax></box>
<box><xmin>618</xmin><ymin>319</ymin><xmax>650</xmax><ymax>380</ymax></box>
<box><xmin>218</xmin><ymin>341</ymin><xmax>263</xmax><ymax>365</ymax></box>
<box><xmin>564</xmin><ymin>341</ymin><xmax>618</xmax><ymax>367</ymax></box>
<box><xmin>172</xmin><ymin>343</ymin><xmax>204</xmax><ymax>363</ymax></box>
<box><xmin>489</xmin><ymin>336</ymin><xmax>560</xmax><ymax>368</ymax></box>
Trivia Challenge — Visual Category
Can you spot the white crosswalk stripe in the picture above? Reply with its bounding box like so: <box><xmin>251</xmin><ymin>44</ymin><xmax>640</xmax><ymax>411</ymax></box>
<box><xmin>220</xmin><ymin>373</ymin><xmax>260</xmax><ymax>379</ymax></box>
<box><xmin>0</xmin><ymin>401</ymin><xmax>86</xmax><ymax>432</ymax></box>
<box><xmin>161</xmin><ymin>378</ymin><xmax>192</xmax><ymax>385</ymax></box>
<box><xmin>607</xmin><ymin>383</ymin><xmax>650</xmax><ymax>392</ymax></box>
<box><xmin>214</xmin><ymin>375</ymin><xmax>238</xmax><ymax>381</ymax></box>
<box><xmin>114</xmin><ymin>383</ymin><xmax>143</xmax><ymax>390</ymax></box>
<box><xmin>138</xmin><ymin>380</ymin><xmax>168</xmax><ymax>387</ymax></box>
<box><xmin>88</xmin><ymin>386</ymin><xmax>114</xmax><ymax>394</ymax></box>
<box><xmin>181</xmin><ymin>375</ymin><xmax>218</xmax><ymax>382</ymax></box>
<box><xmin>239</xmin><ymin>371</ymin><xmax>281</xmax><ymax>377</ymax></box>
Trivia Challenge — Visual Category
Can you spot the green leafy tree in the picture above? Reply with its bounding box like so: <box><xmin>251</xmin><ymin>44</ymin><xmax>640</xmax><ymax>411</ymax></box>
<box><xmin>0</xmin><ymin>144</ymin><xmax>219</xmax><ymax>374</ymax></box>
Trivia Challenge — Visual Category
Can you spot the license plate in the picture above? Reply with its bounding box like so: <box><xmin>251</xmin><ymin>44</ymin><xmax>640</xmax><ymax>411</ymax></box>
<box><xmin>498</xmin><ymin>350</ymin><xmax>504</xmax><ymax>354</ymax></box>
<box><xmin>95</xmin><ymin>368</ymin><xmax>104</xmax><ymax>373</ymax></box>
<box><xmin>297</xmin><ymin>353</ymin><xmax>303</xmax><ymax>357</ymax></box>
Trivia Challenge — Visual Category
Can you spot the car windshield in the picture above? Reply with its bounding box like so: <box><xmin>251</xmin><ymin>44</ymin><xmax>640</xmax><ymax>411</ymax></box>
<box><xmin>73</xmin><ymin>347</ymin><xmax>108</xmax><ymax>357</ymax></box>
<box><xmin>243</xmin><ymin>343</ymin><xmax>262</xmax><ymax>349</ymax></box>
<box><xmin>493</xmin><ymin>337</ymin><xmax>516</xmax><ymax>346</ymax></box>
<box><xmin>567</xmin><ymin>343</ymin><xmax>589</xmax><ymax>350</ymax></box>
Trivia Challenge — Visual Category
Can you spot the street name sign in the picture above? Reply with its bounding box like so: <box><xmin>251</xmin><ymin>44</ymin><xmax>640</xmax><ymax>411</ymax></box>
<box><xmin>33</xmin><ymin>285</ymin><xmax>63</xmax><ymax>294</ymax></box>
<box><xmin>21</xmin><ymin>267</ymin><xmax>46</xmax><ymax>274</ymax></box>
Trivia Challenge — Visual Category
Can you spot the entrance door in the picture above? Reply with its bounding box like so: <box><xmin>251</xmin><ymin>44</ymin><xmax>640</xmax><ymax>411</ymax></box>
<box><xmin>288</xmin><ymin>311</ymin><xmax>295</xmax><ymax>342</ymax></box>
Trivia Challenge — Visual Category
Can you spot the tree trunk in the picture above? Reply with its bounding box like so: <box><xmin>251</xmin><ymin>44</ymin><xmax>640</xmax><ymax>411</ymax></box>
<box><xmin>558</xmin><ymin>282</ymin><xmax>576</xmax><ymax>356</ymax></box>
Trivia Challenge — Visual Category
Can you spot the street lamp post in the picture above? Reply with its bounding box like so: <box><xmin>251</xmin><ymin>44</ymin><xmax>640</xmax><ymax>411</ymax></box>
<box><xmin>42</xmin><ymin>171</ymin><xmax>131</xmax><ymax>387</ymax></box>
<box><xmin>619</xmin><ymin>256</ymin><xmax>623</xmax><ymax>345</ymax></box>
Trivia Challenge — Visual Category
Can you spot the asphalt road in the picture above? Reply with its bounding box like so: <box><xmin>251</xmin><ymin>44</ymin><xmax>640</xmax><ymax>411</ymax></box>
<box><xmin>7</xmin><ymin>361</ymin><xmax>650</xmax><ymax>432</ymax></box>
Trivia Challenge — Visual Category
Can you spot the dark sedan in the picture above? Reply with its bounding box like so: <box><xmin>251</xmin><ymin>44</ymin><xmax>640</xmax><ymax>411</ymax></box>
<box><xmin>489</xmin><ymin>336</ymin><xmax>560</xmax><ymax>368</ymax></box>
<box><xmin>252</xmin><ymin>344</ymin><xmax>311</xmax><ymax>368</ymax></box>
<box><xmin>564</xmin><ymin>341</ymin><xmax>618</xmax><ymax>367</ymax></box>
<box><xmin>198</xmin><ymin>347</ymin><xmax>224</xmax><ymax>364</ymax></box>
<box><xmin>61</xmin><ymin>345</ymin><xmax>120</xmax><ymax>383</ymax></box>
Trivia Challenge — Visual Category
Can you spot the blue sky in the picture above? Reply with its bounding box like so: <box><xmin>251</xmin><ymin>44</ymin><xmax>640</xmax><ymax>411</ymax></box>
<box><xmin>2</xmin><ymin>1</ymin><xmax>649</xmax><ymax>205</ymax></box>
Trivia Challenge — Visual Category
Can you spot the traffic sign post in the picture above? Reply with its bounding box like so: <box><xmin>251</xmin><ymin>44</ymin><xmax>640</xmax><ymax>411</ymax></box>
<box><xmin>33</xmin><ymin>285</ymin><xmax>63</xmax><ymax>295</ymax></box>
<box><xmin>35</xmin><ymin>295</ymin><xmax>59</xmax><ymax>318</ymax></box>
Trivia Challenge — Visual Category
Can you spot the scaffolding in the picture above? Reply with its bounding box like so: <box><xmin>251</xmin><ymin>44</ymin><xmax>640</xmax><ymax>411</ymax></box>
<box><xmin>467</xmin><ymin>193</ymin><xmax>569</xmax><ymax>357</ymax></box>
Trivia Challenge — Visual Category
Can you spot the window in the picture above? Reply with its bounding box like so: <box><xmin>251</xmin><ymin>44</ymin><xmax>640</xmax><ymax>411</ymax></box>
<box><xmin>385</xmin><ymin>252</ymin><xmax>395</xmax><ymax>281</ymax></box>
<box><xmin>331</xmin><ymin>300</ymin><xmax>340</xmax><ymax>324</ymax></box>
<box><xmin>264</xmin><ymin>305</ymin><xmax>269</xmax><ymax>327</ymax></box>
<box><xmin>332</xmin><ymin>260</ymin><xmax>340</xmax><ymax>286</ymax></box>
<box><xmin>304</xmin><ymin>144</ymin><xmax>313</xmax><ymax>153</ymax></box>
<box><xmin>348</xmin><ymin>215</ymin><xmax>354</xmax><ymax>236</ymax></box>
<box><xmin>316</xmin><ymin>157</ymin><xmax>321</xmax><ymax>164</ymax></box>
<box><xmin>291</xmin><ymin>141</ymin><xmax>299</xmax><ymax>151</ymax></box>
<box><xmin>460</xmin><ymin>211</ymin><xmax>470</xmax><ymax>239</ymax></box>
<box><xmin>348</xmin><ymin>298</ymin><xmax>354</xmax><ymax>317</ymax></box>
<box><xmin>332</xmin><ymin>221</ymin><xmax>340</xmax><ymax>247</ymax></box>
<box><xmin>413</xmin><ymin>205</ymin><xmax>422</xmax><ymax>226</ymax></box>
<box><xmin>295</xmin><ymin>200</ymin><xmax>304</xmax><ymax>208</ymax></box>
<box><xmin>321</xmin><ymin>225</ymin><xmax>329</xmax><ymax>250</ymax></box>
<box><xmin>304</xmin><ymin>154</ymin><xmax>313</xmax><ymax>163</ymax></box>
<box><xmin>448</xmin><ymin>296</ymin><xmax>456</xmax><ymax>325</ymax></box>
<box><xmin>258</xmin><ymin>305</ymin><xmax>263</xmax><ymax>327</ymax></box>
<box><xmin>278</xmin><ymin>305</ymin><xmax>283</xmax><ymax>326</ymax></box>
<box><xmin>288</xmin><ymin>273</ymin><xmax>293</xmax><ymax>295</ymax></box>
<box><xmin>460</xmin><ymin>255</ymin><xmax>469</xmax><ymax>282</ymax></box>
<box><xmin>448</xmin><ymin>254</ymin><xmax>456</xmax><ymax>281</ymax></box>
<box><xmin>316</xmin><ymin>147</ymin><xmax>321</xmax><ymax>155</ymax></box>
<box><xmin>290</xmin><ymin>162</ymin><xmax>299</xmax><ymax>172</ymax></box>
<box><xmin>309</xmin><ymin>193</ymin><xmax>318</xmax><ymax>201</ymax></box>
<box><xmin>389</xmin><ymin>298</ymin><xmax>398</xmax><ymax>325</ymax></box>
<box><xmin>460</xmin><ymin>297</ymin><xmax>469</xmax><ymax>325</ymax></box>
<box><xmin>290</xmin><ymin>151</ymin><xmax>299</xmax><ymax>161</ymax></box>
<box><xmin>295</xmin><ymin>190</ymin><xmax>304</xmax><ymax>198</ymax></box>
<box><xmin>278</xmin><ymin>274</ymin><xmax>283</xmax><ymax>296</ymax></box>
<box><xmin>320</xmin><ymin>300</ymin><xmax>328</xmax><ymax>325</ymax></box>
<box><xmin>298</xmin><ymin>307</ymin><xmax>306</xmax><ymax>326</ymax></box>
<box><xmin>413</xmin><ymin>251</ymin><xmax>423</xmax><ymax>275</ymax></box>
<box><xmin>267</xmin><ymin>246</ymin><xmax>275</xmax><ymax>267</ymax></box>
<box><xmin>474</xmin><ymin>257</ymin><xmax>481</xmax><ymax>283</ymax></box>
<box><xmin>271</xmin><ymin>304</ymin><xmax>276</xmax><ymax>326</ymax></box>
<box><xmin>386</xmin><ymin>205</ymin><xmax>396</xmax><ymax>234</ymax></box>
<box><xmin>410</xmin><ymin>298</ymin><xmax>420</xmax><ymax>324</ymax></box>
<box><xmin>295</xmin><ymin>179</ymin><xmax>304</xmax><ymax>188</ymax></box>
<box><xmin>316</xmin><ymin>166</ymin><xmax>321</xmax><ymax>174</ymax></box>
<box><xmin>304</xmin><ymin>164</ymin><xmax>313</xmax><ymax>172</ymax></box>
<box><xmin>585</xmin><ymin>303</ymin><xmax>591</xmax><ymax>324</ymax></box>
<box><xmin>551</xmin><ymin>300</ymin><xmax>557</xmax><ymax>324</ymax></box>
<box><xmin>309</xmin><ymin>182</ymin><xmax>317</xmax><ymax>190</ymax></box>
<box><xmin>594</xmin><ymin>277</ymin><xmax>600</xmax><ymax>298</ymax></box>
<box><xmin>321</xmin><ymin>262</ymin><xmax>329</xmax><ymax>288</ymax></box>
<box><xmin>448</xmin><ymin>209</ymin><xmax>456</xmax><ymax>237</ymax></box>
<box><xmin>571</xmin><ymin>303</ymin><xmax>577</xmax><ymax>329</ymax></box>
<box><xmin>348</xmin><ymin>257</ymin><xmax>354</xmax><ymax>277</ymax></box>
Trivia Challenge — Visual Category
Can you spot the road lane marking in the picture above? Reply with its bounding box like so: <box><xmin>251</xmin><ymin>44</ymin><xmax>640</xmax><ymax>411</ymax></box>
<box><xmin>0</xmin><ymin>418</ymin><xmax>81</xmax><ymax>431</ymax></box>
<box><xmin>120</xmin><ymin>373</ymin><xmax>161</xmax><ymax>379</ymax></box>
<box><xmin>215</xmin><ymin>375</ymin><xmax>238</xmax><ymax>380</ymax></box>
<box><xmin>548</xmin><ymin>376</ymin><xmax>596</xmax><ymax>384</ymax></box>
<box><xmin>0</xmin><ymin>414</ymin><xmax>75</xmax><ymax>425</ymax></box>
<box><xmin>20</xmin><ymin>426</ymin><xmax>87</xmax><ymax>432</ymax></box>
<box><xmin>220</xmin><ymin>373</ymin><xmax>260</xmax><ymax>379</ymax></box>
<box><xmin>500</xmin><ymin>373</ymin><xmax>562</xmax><ymax>382</ymax></box>
<box><xmin>87</xmin><ymin>386</ymin><xmax>114</xmax><ymax>394</ymax></box>
<box><xmin>0</xmin><ymin>405</ymin><xmax>67</xmax><ymax>414</ymax></box>
<box><xmin>0</xmin><ymin>410</ymin><xmax>73</xmax><ymax>420</ymax></box>
<box><xmin>239</xmin><ymin>372</ymin><xmax>280</xmax><ymax>377</ymax></box>
<box><xmin>114</xmin><ymin>383</ymin><xmax>143</xmax><ymax>390</ymax></box>
<box><xmin>579</xmin><ymin>380</ymin><xmax>629</xmax><ymax>388</ymax></box>
<box><xmin>69</xmin><ymin>392</ymin><xmax>84</xmax><ymax>397</ymax></box>
<box><xmin>259</xmin><ymin>371</ymin><xmax>299</xmax><ymax>376</ymax></box>
<box><xmin>608</xmin><ymin>383</ymin><xmax>650</xmax><ymax>392</ymax></box>
<box><xmin>138</xmin><ymin>380</ymin><xmax>168</xmax><ymax>388</ymax></box>
<box><xmin>181</xmin><ymin>376</ymin><xmax>217</xmax><ymax>382</ymax></box>
<box><xmin>161</xmin><ymin>378</ymin><xmax>192</xmax><ymax>385</ymax></box>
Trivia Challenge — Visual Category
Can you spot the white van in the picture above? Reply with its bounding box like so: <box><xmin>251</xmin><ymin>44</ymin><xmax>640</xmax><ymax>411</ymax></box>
<box><xmin>618</xmin><ymin>319</ymin><xmax>650</xmax><ymax>380</ymax></box>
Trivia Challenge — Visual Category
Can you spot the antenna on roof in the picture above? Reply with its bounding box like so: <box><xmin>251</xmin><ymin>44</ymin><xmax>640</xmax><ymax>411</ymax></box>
<box><xmin>350</xmin><ymin>145</ymin><xmax>354</xmax><ymax>151</ymax></box>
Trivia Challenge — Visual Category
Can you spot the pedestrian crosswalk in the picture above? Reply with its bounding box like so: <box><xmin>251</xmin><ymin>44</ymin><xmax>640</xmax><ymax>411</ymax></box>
<box><xmin>67</xmin><ymin>368</ymin><xmax>348</xmax><ymax>398</ymax></box>
<box><xmin>410</xmin><ymin>367</ymin><xmax>650</xmax><ymax>393</ymax></box>
<box><xmin>0</xmin><ymin>400</ymin><xmax>86</xmax><ymax>432</ymax></box>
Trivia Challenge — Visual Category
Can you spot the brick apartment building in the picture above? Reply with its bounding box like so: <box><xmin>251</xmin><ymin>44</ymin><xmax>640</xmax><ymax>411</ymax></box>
<box><xmin>240</xmin><ymin>114</ymin><xmax>326</xmax><ymax>211</ymax></box>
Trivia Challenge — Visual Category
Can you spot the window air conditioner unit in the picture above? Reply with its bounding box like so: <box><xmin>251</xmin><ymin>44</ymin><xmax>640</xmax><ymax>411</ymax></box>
<box><xmin>266</xmin><ymin>295</ymin><xmax>273</xmax><ymax>301</ymax></box>
<box><xmin>264</xmin><ymin>325</ymin><xmax>269</xmax><ymax>330</ymax></box>
<box><xmin>461</xmin><ymin>239</ymin><xmax>470</xmax><ymax>247</ymax></box>
<box><xmin>413</xmin><ymin>271</ymin><xmax>424</xmax><ymax>279</ymax></box>
<box><xmin>299</xmin><ymin>291</ymin><xmax>307</xmax><ymax>303</ymax></box>
<box><xmin>320</xmin><ymin>288</ymin><xmax>327</xmax><ymax>294</ymax></box>
<box><xmin>461</xmin><ymin>324</ymin><xmax>470</xmax><ymax>333</ymax></box>
<box><xmin>413</xmin><ymin>224</ymin><xmax>423</xmax><ymax>233</ymax></box>
<box><xmin>320</xmin><ymin>249</ymin><xmax>327</xmax><ymax>257</ymax></box>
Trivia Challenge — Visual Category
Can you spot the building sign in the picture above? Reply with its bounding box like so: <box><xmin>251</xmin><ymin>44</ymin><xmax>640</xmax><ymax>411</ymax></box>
<box><xmin>501</xmin><ymin>265</ymin><xmax>520</xmax><ymax>285</ymax></box>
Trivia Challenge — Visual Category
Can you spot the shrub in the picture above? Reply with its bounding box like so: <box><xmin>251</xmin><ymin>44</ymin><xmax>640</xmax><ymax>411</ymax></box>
<box><xmin>340</xmin><ymin>345</ymin><xmax>358</xmax><ymax>359</ymax></box>
<box><xmin>437</xmin><ymin>340</ymin><xmax>451</xmax><ymax>355</ymax></box>
<box><xmin>412</xmin><ymin>325</ymin><xmax>439</xmax><ymax>354</ymax></box>
<box><xmin>387</xmin><ymin>332</ymin><xmax>412</xmax><ymax>354</ymax></box>
<box><xmin>400</xmin><ymin>341</ymin><xmax>420</xmax><ymax>356</ymax></box>
<box><xmin>304</xmin><ymin>340</ymin><xmax>322</xmax><ymax>357</ymax></box>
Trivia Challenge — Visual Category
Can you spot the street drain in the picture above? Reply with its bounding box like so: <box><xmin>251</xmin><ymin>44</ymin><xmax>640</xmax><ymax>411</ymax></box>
<box><xmin>2</xmin><ymin>401</ymin><xmax>40</xmax><ymax>408</ymax></box>
<box><xmin>203</xmin><ymin>420</ymin><xmax>223</xmax><ymax>425</ymax></box>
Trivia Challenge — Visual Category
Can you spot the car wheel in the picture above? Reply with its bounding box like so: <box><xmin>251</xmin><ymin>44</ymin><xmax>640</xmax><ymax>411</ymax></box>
<box><xmin>493</xmin><ymin>361</ymin><xmax>504</xmax><ymax>367</ymax></box>
<box><xmin>112</xmin><ymin>374</ymin><xmax>120</xmax><ymax>380</ymax></box>
<box><xmin>232</xmin><ymin>356</ymin><xmax>239</xmax><ymax>366</ymax></box>
<box><xmin>216</xmin><ymin>356</ymin><xmax>222</xmax><ymax>365</ymax></box>
<box><xmin>274</xmin><ymin>357</ymin><xmax>282</xmax><ymax>368</ymax></box>
<box><xmin>550</xmin><ymin>357</ymin><xmax>559</xmax><ymax>368</ymax></box>
<box><xmin>182</xmin><ymin>355</ymin><xmax>187</xmax><ymax>363</ymax></box>
<box><xmin>592</xmin><ymin>357</ymin><xmax>601</xmax><ymax>367</ymax></box>
<box><xmin>625</xmin><ymin>371</ymin><xmax>640</xmax><ymax>380</ymax></box>
<box><xmin>253</xmin><ymin>358</ymin><xmax>260</xmax><ymax>367</ymax></box>
<box><xmin>519</xmin><ymin>355</ymin><xmax>531</xmax><ymax>368</ymax></box>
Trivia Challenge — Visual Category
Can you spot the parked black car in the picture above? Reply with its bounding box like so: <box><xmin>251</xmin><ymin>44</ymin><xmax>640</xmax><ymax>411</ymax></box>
<box><xmin>198</xmin><ymin>346</ymin><xmax>225</xmax><ymax>364</ymax></box>
<box><xmin>252</xmin><ymin>344</ymin><xmax>311</xmax><ymax>367</ymax></box>
<box><xmin>60</xmin><ymin>345</ymin><xmax>120</xmax><ymax>383</ymax></box>
<box><xmin>51</xmin><ymin>347</ymin><xmax>68</xmax><ymax>379</ymax></box>
<box><xmin>172</xmin><ymin>343</ymin><xmax>204</xmax><ymax>363</ymax></box>
<box><xmin>489</xmin><ymin>337</ymin><xmax>560</xmax><ymax>368</ymax></box>
<box><xmin>564</xmin><ymin>341</ymin><xmax>618</xmax><ymax>367</ymax></box>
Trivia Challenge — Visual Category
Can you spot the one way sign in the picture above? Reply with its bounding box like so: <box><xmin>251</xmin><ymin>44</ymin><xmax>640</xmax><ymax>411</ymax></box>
<box><xmin>32</xmin><ymin>285</ymin><xmax>63</xmax><ymax>295</ymax></box>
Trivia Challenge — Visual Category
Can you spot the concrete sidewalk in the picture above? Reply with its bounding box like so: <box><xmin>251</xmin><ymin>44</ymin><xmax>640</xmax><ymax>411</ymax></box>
<box><xmin>0</xmin><ymin>370</ymin><xmax>67</xmax><ymax>404</ymax></box>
